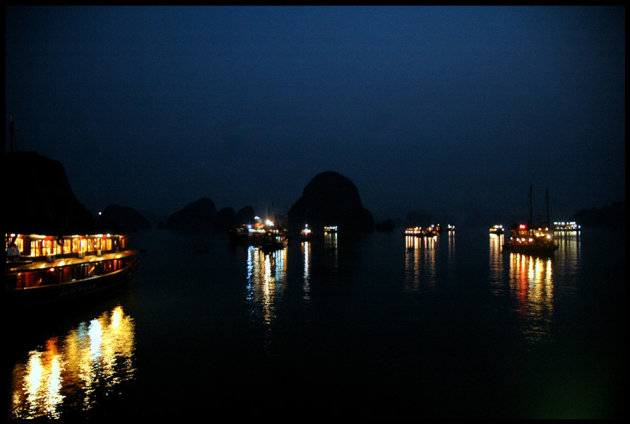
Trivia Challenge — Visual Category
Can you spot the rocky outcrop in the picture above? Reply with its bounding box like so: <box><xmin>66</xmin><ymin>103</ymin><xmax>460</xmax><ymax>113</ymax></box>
<box><xmin>2</xmin><ymin>151</ymin><xmax>94</xmax><ymax>234</ymax></box>
<box><xmin>163</xmin><ymin>197</ymin><xmax>217</xmax><ymax>233</ymax></box>
<box><xmin>99</xmin><ymin>204</ymin><xmax>151</xmax><ymax>232</ymax></box>
<box><xmin>161</xmin><ymin>199</ymin><xmax>257</xmax><ymax>234</ymax></box>
<box><xmin>287</xmin><ymin>171</ymin><xmax>375</xmax><ymax>233</ymax></box>
<box><xmin>235</xmin><ymin>205</ymin><xmax>255</xmax><ymax>225</ymax></box>
<box><xmin>216</xmin><ymin>205</ymin><xmax>257</xmax><ymax>230</ymax></box>
<box><xmin>214</xmin><ymin>207</ymin><xmax>235</xmax><ymax>232</ymax></box>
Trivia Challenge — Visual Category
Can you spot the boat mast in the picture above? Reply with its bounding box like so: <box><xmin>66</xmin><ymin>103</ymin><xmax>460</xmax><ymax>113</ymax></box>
<box><xmin>545</xmin><ymin>186</ymin><xmax>550</xmax><ymax>228</ymax></box>
<box><xmin>528</xmin><ymin>184</ymin><xmax>533</xmax><ymax>228</ymax></box>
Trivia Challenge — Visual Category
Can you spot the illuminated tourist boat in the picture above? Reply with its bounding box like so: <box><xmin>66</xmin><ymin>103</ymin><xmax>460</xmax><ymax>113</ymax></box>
<box><xmin>553</xmin><ymin>221</ymin><xmax>581</xmax><ymax>232</ymax></box>
<box><xmin>503</xmin><ymin>186</ymin><xmax>557</xmax><ymax>256</ymax></box>
<box><xmin>503</xmin><ymin>223</ymin><xmax>557</xmax><ymax>256</ymax></box>
<box><xmin>5</xmin><ymin>233</ymin><xmax>140</xmax><ymax>303</ymax></box>
<box><xmin>489</xmin><ymin>224</ymin><xmax>504</xmax><ymax>235</ymax></box>
<box><xmin>424</xmin><ymin>225</ymin><xmax>440</xmax><ymax>237</ymax></box>
<box><xmin>403</xmin><ymin>226</ymin><xmax>424</xmax><ymax>237</ymax></box>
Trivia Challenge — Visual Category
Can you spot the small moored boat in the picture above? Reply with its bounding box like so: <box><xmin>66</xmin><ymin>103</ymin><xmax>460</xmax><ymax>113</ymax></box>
<box><xmin>324</xmin><ymin>225</ymin><xmax>338</xmax><ymax>234</ymax></box>
<box><xmin>489</xmin><ymin>224</ymin><xmax>504</xmax><ymax>235</ymax></box>
<box><xmin>553</xmin><ymin>221</ymin><xmax>581</xmax><ymax>232</ymax></box>
<box><xmin>503</xmin><ymin>223</ymin><xmax>557</xmax><ymax>256</ymax></box>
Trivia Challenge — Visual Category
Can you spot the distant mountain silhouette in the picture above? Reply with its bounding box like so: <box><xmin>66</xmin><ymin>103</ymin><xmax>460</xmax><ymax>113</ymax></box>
<box><xmin>162</xmin><ymin>197</ymin><xmax>217</xmax><ymax>233</ymax></box>
<box><xmin>572</xmin><ymin>201</ymin><xmax>625</xmax><ymax>228</ymax></box>
<box><xmin>235</xmin><ymin>205</ymin><xmax>255</xmax><ymax>225</ymax></box>
<box><xmin>376</xmin><ymin>218</ymin><xmax>395</xmax><ymax>232</ymax></box>
<box><xmin>215</xmin><ymin>205</ymin><xmax>256</xmax><ymax>231</ymax></box>
<box><xmin>2</xmin><ymin>151</ymin><xmax>94</xmax><ymax>234</ymax></box>
<box><xmin>161</xmin><ymin>199</ymin><xmax>256</xmax><ymax>233</ymax></box>
<box><xmin>99</xmin><ymin>204</ymin><xmax>151</xmax><ymax>232</ymax></box>
<box><xmin>214</xmin><ymin>207</ymin><xmax>235</xmax><ymax>232</ymax></box>
<box><xmin>287</xmin><ymin>171</ymin><xmax>375</xmax><ymax>233</ymax></box>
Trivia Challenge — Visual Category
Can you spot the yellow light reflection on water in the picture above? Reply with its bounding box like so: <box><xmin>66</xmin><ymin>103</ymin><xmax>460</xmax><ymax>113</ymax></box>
<box><xmin>324</xmin><ymin>232</ymin><xmax>338</xmax><ymax>269</ymax></box>
<box><xmin>10</xmin><ymin>305</ymin><xmax>136</xmax><ymax>420</ymax></box>
<box><xmin>246</xmin><ymin>246</ymin><xmax>288</xmax><ymax>327</ymax></box>
<box><xmin>324</xmin><ymin>232</ymin><xmax>337</xmax><ymax>249</ymax></box>
<box><xmin>508</xmin><ymin>253</ymin><xmax>554</xmax><ymax>343</ymax></box>
<box><xmin>447</xmin><ymin>230</ymin><xmax>455</xmax><ymax>267</ymax></box>
<box><xmin>555</xmin><ymin>231</ymin><xmax>581</xmax><ymax>276</ymax></box>
<box><xmin>404</xmin><ymin>235</ymin><xmax>437</xmax><ymax>292</ymax></box>
<box><xmin>489</xmin><ymin>233</ymin><xmax>504</xmax><ymax>292</ymax></box>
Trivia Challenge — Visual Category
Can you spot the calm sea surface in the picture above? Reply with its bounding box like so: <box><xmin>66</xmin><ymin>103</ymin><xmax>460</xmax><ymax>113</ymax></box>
<box><xmin>4</xmin><ymin>227</ymin><xmax>625</xmax><ymax>419</ymax></box>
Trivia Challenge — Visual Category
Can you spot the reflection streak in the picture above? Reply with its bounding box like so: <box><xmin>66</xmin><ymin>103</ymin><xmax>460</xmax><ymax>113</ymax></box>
<box><xmin>245</xmin><ymin>246</ymin><xmax>288</xmax><ymax>327</ymax></box>
<box><xmin>489</xmin><ymin>234</ymin><xmax>504</xmax><ymax>293</ymax></box>
<box><xmin>302</xmin><ymin>241</ymin><xmax>311</xmax><ymax>301</ymax></box>
<box><xmin>324</xmin><ymin>233</ymin><xmax>338</xmax><ymax>269</ymax></box>
<box><xmin>508</xmin><ymin>253</ymin><xmax>554</xmax><ymax>343</ymax></box>
<box><xmin>404</xmin><ymin>235</ymin><xmax>437</xmax><ymax>292</ymax></box>
<box><xmin>447</xmin><ymin>230</ymin><xmax>455</xmax><ymax>272</ymax></box>
<box><xmin>11</xmin><ymin>306</ymin><xmax>136</xmax><ymax>419</ymax></box>
<box><xmin>555</xmin><ymin>231</ymin><xmax>581</xmax><ymax>278</ymax></box>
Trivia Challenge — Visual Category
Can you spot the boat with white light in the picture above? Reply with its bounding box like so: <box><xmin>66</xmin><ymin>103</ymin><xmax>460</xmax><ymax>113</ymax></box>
<box><xmin>403</xmin><ymin>226</ymin><xmax>424</xmax><ymax>237</ymax></box>
<box><xmin>324</xmin><ymin>225</ymin><xmax>338</xmax><ymax>234</ymax></box>
<box><xmin>553</xmin><ymin>221</ymin><xmax>581</xmax><ymax>232</ymax></box>
<box><xmin>230</xmin><ymin>216</ymin><xmax>287</xmax><ymax>251</ymax></box>
<box><xmin>489</xmin><ymin>224</ymin><xmax>504</xmax><ymax>235</ymax></box>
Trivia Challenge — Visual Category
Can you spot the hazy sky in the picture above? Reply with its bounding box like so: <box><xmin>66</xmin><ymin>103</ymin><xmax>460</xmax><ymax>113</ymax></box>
<box><xmin>5</xmin><ymin>6</ymin><xmax>625</xmax><ymax>223</ymax></box>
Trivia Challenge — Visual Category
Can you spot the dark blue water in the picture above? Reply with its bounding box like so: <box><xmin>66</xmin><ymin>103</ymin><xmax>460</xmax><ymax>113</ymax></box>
<box><xmin>4</xmin><ymin>227</ymin><xmax>625</xmax><ymax>419</ymax></box>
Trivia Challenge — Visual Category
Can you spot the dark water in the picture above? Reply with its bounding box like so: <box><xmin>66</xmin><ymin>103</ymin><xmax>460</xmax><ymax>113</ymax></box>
<box><xmin>4</xmin><ymin>227</ymin><xmax>625</xmax><ymax>419</ymax></box>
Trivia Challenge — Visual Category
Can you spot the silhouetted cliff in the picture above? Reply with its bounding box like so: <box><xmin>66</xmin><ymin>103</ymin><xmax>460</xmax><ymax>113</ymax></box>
<box><xmin>214</xmin><ymin>207</ymin><xmax>235</xmax><ymax>232</ymax></box>
<box><xmin>2</xmin><ymin>151</ymin><xmax>94</xmax><ymax>234</ymax></box>
<box><xmin>235</xmin><ymin>206</ymin><xmax>255</xmax><ymax>225</ymax></box>
<box><xmin>161</xmin><ymin>199</ymin><xmax>257</xmax><ymax>234</ymax></box>
<box><xmin>99</xmin><ymin>204</ymin><xmax>151</xmax><ymax>232</ymax></box>
<box><xmin>162</xmin><ymin>197</ymin><xmax>217</xmax><ymax>233</ymax></box>
<box><xmin>287</xmin><ymin>171</ymin><xmax>375</xmax><ymax>233</ymax></box>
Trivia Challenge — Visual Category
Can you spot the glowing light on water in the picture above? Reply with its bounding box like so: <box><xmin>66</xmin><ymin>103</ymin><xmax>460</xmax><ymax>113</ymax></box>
<box><xmin>10</xmin><ymin>306</ymin><xmax>136</xmax><ymax>419</ymax></box>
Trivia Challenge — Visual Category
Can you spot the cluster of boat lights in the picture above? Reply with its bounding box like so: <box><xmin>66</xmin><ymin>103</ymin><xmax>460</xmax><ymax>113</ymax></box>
<box><xmin>404</xmin><ymin>224</ymin><xmax>454</xmax><ymax>236</ymax></box>
<box><xmin>512</xmin><ymin>235</ymin><xmax>552</xmax><ymax>243</ymax></box>
<box><xmin>553</xmin><ymin>221</ymin><xmax>581</xmax><ymax>231</ymax></box>
<box><xmin>243</xmin><ymin>219</ymin><xmax>332</xmax><ymax>238</ymax></box>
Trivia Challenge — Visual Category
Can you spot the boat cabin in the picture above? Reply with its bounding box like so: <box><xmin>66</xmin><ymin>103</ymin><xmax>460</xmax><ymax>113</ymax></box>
<box><xmin>6</xmin><ymin>233</ymin><xmax>128</xmax><ymax>261</ymax></box>
<box><xmin>5</xmin><ymin>233</ymin><xmax>136</xmax><ymax>293</ymax></box>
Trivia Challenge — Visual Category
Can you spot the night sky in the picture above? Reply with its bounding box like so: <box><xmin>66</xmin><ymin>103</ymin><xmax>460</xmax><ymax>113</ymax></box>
<box><xmin>5</xmin><ymin>6</ymin><xmax>625</xmax><ymax>224</ymax></box>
